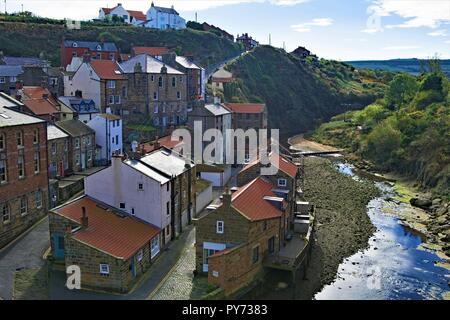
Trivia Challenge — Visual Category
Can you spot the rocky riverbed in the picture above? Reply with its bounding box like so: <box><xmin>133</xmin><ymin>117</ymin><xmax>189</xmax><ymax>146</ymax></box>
<box><xmin>253</xmin><ymin>156</ymin><xmax>381</xmax><ymax>299</ymax></box>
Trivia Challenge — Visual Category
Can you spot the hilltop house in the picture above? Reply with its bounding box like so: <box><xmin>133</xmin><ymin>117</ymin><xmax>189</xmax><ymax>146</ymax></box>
<box><xmin>99</xmin><ymin>3</ymin><xmax>147</xmax><ymax>26</ymax></box>
<box><xmin>49</xmin><ymin>195</ymin><xmax>161</xmax><ymax>293</ymax></box>
<box><xmin>60</xmin><ymin>40</ymin><xmax>119</xmax><ymax>68</ymax></box>
<box><xmin>0</xmin><ymin>93</ymin><xmax>49</xmax><ymax>249</ymax></box>
<box><xmin>145</xmin><ymin>2</ymin><xmax>186</xmax><ymax>30</ymax></box>
<box><xmin>87</xmin><ymin>113</ymin><xmax>123</xmax><ymax>164</ymax></box>
<box><xmin>84</xmin><ymin>148</ymin><xmax>196</xmax><ymax>244</ymax></box>
<box><xmin>236</xmin><ymin>33</ymin><xmax>259</xmax><ymax>51</ymax></box>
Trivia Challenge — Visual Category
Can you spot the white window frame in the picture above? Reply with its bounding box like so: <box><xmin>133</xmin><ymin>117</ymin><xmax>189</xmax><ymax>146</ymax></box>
<box><xmin>0</xmin><ymin>133</ymin><xmax>5</xmax><ymax>151</ymax></box>
<box><xmin>108</xmin><ymin>95</ymin><xmax>114</xmax><ymax>105</ymax></box>
<box><xmin>18</xmin><ymin>155</ymin><xmax>25</xmax><ymax>178</ymax></box>
<box><xmin>277</xmin><ymin>178</ymin><xmax>287</xmax><ymax>187</ymax></box>
<box><xmin>75</xmin><ymin>138</ymin><xmax>80</xmax><ymax>149</ymax></box>
<box><xmin>34</xmin><ymin>151</ymin><xmax>40</xmax><ymax>174</ymax></box>
<box><xmin>0</xmin><ymin>159</ymin><xmax>7</xmax><ymax>183</ymax></box>
<box><xmin>138</xmin><ymin>182</ymin><xmax>144</xmax><ymax>191</ymax></box>
<box><xmin>99</xmin><ymin>264</ymin><xmax>110</xmax><ymax>275</ymax></box>
<box><xmin>20</xmin><ymin>196</ymin><xmax>27</xmax><ymax>215</ymax></box>
<box><xmin>150</xmin><ymin>236</ymin><xmax>160</xmax><ymax>258</ymax></box>
<box><xmin>35</xmin><ymin>190</ymin><xmax>42</xmax><ymax>209</ymax></box>
<box><xmin>1</xmin><ymin>202</ymin><xmax>10</xmax><ymax>223</ymax></box>
<box><xmin>216</xmin><ymin>221</ymin><xmax>224</xmax><ymax>234</ymax></box>
<box><xmin>0</xmin><ymin>77</ymin><xmax>5</xmax><ymax>84</ymax></box>
<box><xmin>137</xmin><ymin>249</ymin><xmax>143</xmax><ymax>262</ymax></box>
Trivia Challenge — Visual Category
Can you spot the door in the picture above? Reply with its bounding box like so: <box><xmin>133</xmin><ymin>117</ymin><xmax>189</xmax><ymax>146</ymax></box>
<box><xmin>268</xmin><ymin>236</ymin><xmax>275</xmax><ymax>254</ymax></box>
<box><xmin>81</xmin><ymin>151</ymin><xmax>86</xmax><ymax>170</ymax></box>
<box><xmin>53</xmin><ymin>234</ymin><xmax>65</xmax><ymax>259</ymax></box>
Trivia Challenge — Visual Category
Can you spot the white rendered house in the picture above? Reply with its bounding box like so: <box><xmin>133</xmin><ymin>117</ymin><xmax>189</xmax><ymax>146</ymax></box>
<box><xmin>87</xmin><ymin>113</ymin><xmax>123</xmax><ymax>163</ymax></box>
<box><xmin>145</xmin><ymin>2</ymin><xmax>186</xmax><ymax>30</ymax></box>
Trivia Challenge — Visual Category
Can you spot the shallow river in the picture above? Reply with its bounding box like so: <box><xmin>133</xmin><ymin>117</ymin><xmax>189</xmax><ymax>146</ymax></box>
<box><xmin>315</xmin><ymin>162</ymin><xmax>449</xmax><ymax>300</ymax></box>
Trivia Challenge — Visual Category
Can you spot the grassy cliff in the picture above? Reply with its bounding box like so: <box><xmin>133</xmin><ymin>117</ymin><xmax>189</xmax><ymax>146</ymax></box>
<box><xmin>313</xmin><ymin>68</ymin><xmax>450</xmax><ymax>196</ymax></box>
<box><xmin>0</xmin><ymin>21</ymin><xmax>242</xmax><ymax>68</ymax></box>
<box><xmin>220</xmin><ymin>46</ymin><xmax>389</xmax><ymax>138</ymax></box>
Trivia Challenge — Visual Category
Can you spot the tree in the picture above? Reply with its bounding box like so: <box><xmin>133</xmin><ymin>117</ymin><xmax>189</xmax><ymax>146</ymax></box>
<box><xmin>385</xmin><ymin>73</ymin><xmax>418</xmax><ymax>109</ymax></box>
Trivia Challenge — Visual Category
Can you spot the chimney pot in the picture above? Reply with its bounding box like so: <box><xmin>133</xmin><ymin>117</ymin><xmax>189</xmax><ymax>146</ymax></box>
<box><xmin>81</xmin><ymin>206</ymin><xmax>89</xmax><ymax>228</ymax></box>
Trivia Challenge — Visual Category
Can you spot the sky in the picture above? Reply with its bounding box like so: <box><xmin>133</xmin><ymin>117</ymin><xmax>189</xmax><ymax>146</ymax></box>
<box><xmin>2</xmin><ymin>0</ymin><xmax>450</xmax><ymax>60</ymax></box>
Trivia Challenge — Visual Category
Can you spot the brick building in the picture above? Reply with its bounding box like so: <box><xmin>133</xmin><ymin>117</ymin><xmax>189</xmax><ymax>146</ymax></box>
<box><xmin>47</xmin><ymin>124</ymin><xmax>70</xmax><ymax>179</ymax></box>
<box><xmin>119</xmin><ymin>54</ymin><xmax>188</xmax><ymax>127</ymax></box>
<box><xmin>0</xmin><ymin>93</ymin><xmax>49</xmax><ymax>249</ymax></box>
<box><xmin>194</xmin><ymin>177</ymin><xmax>288</xmax><ymax>295</ymax></box>
<box><xmin>60</xmin><ymin>40</ymin><xmax>119</xmax><ymax>68</ymax></box>
<box><xmin>55</xmin><ymin>120</ymin><xmax>96</xmax><ymax>173</ymax></box>
<box><xmin>49</xmin><ymin>196</ymin><xmax>160</xmax><ymax>293</ymax></box>
<box><xmin>236</xmin><ymin>33</ymin><xmax>259</xmax><ymax>51</ymax></box>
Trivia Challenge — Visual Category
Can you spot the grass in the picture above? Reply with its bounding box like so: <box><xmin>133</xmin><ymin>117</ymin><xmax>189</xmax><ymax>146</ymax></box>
<box><xmin>392</xmin><ymin>182</ymin><xmax>416</xmax><ymax>203</ymax></box>
<box><xmin>190</xmin><ymin>275</ymin><xmax>219</xmax><ymax>300</ymax></box>
<box><xmin>13</xmin><ymin>265</ymin><xmax>49</xmax><ymax>300</ymax></box>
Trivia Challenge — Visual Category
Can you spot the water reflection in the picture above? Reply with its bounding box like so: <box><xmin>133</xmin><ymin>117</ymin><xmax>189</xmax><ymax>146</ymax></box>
<box><xmin>315</xmin><ymin>165</ymin><xmax>449</xmax><ymax>300</ymax></box>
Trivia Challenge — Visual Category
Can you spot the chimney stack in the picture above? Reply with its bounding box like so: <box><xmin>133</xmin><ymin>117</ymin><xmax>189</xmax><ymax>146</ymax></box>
<box><xmin>222</xmin><ymin>187</ymin><xmax>232</xmax><ymax>209</ymax></box>
<box><xmin>81</xmin><ymin>206</ymin><xmax>89</xmax><ymax>228</ymax></box>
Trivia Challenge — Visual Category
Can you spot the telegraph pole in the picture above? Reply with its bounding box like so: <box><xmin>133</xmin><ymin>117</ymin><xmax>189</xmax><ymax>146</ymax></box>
<box><xmin>269</xmin><ymin>33</ymin><xmax>271</xmax><ymax>46</ymax></box>
<box><xmin>195</xmin><ymin>12</ymin><xmax>197</xmax><ymax>22</ymax></box>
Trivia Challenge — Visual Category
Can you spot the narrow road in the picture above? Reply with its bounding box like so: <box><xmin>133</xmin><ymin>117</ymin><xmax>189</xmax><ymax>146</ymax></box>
<box><xmin>0</xmin><ymin>217</ymin><xmax>50</xmax><ymax>300</ymax></box>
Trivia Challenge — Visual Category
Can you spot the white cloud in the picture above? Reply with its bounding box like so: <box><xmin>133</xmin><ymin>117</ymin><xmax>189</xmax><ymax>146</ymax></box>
<box><xmin>382</xmin><ymin>45</ymin><xmax>421</xmax><ymax>50</ymax></box>
<box><xmin>445</xmin><ymin>40</ymin><xmax>450</xmax><ymax>44</ymax></box>
<box><xmin>368</xmin><ymin>0</ymin><xmax>450</xmax><ymax>29</ymax></box>
<box><xmin>291</xmin><ymin>18</ymin><xmax>333</xmax><ymax>32</ymax></box>
<box><xmin>428</xmin><ymin>29</ymin><xmax>447</xmax><ymax>37</ymax></box>
<box><xmin>361</xmin><ymin>28</ymin><xmax>379</xmax><ymax>34</ymax></box>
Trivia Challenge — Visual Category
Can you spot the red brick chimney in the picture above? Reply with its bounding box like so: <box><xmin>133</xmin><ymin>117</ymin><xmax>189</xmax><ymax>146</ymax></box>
<box><xmin>81</xmin><ymin>206</ymin><xmax>89</xmax><ymax>228</ymax></box>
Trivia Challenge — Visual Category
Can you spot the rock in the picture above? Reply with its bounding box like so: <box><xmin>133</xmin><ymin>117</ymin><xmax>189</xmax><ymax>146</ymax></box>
<box><xmin>410</xmin><ymin>197</ymin><xmax>432</xmax><ymax>210</ymax></box>
<box><xmin>432</xmin><ymin>198</ymin><xmax>442</xmax><ymax>206</ymax></box>
<box><xmin>436</xmin><ymin>206</ymin><xmax>448</xmax><ymax>216</ymax></box>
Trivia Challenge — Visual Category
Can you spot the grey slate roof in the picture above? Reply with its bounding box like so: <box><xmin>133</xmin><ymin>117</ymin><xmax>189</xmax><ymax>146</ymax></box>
<box><xmin>47</xmin><ymin>124</ymin><xmax>69</xmax><ymax>140</ymax></box>
<box><xmin>3</xmin><ymin>56</ymin><xmax>45</xmax><ymax>67</ymax></box>
<box><xmin>140</xmin><ymin>148</ymin><xmax>194</xmax><ymax>176</ymax></box>
<box><xmin>119</xmin><ymin>54</ymin><xmax>184</xmax><ymax>75</ymax></box>
<box><xmin>63</xmin><ymin>40</ymin><xmax>118</xmax><ymax>52</ymax></box>
<box><xmin>0</xmin><ymin>93</ymin><xmax>45</xmax><ymax>127</ymax></box>
<box><xmin>58</xmin><ymin>96</ymin><xmax>99</xmax><ymax>114</ymax></box>
<box><xmin>175</xmin><ymin>56</ymin><xmax>202</xmax><ymax>70</ymax></box>
<box><xmin>153</xmin><ymin>5</ymin><xmax>179</xmax><ymax>15</ymax></box>
<box><xmin>123</xmin><ymin>159</ymin><xmax>170</xmax><ymax>184</ymax></box>
<box><xmin>55</xmin><ymin>119</ymin><xmax>95</xmax><ymax>137</ymax></box>
<box><xmin>205</xmin><ymin>103</ymin><xmax>231</xmax><ymax>116</ymax></box>
<box><xmin>0</xmin><ymin>65</ymin><xmax>23</xmax><ymax>77</ymax></box>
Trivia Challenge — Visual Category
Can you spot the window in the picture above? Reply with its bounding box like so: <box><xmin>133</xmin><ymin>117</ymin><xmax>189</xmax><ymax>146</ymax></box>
<box><xmin>116</xmin><ymin>120</ymin><xmax>120</xmax><ymax>127</ymax></box>
<box><xmin>177</xmin><ymin>91</ymin><xmax>181</xmax><ymax>100</ymax></box>
<box><xmin>277</xmin><ymin>178</ymin><xmax>287</xmax><ymax>187</ymax></box>
<box><xmin>1</xmin><ymin>203</ymin><xmax>9</xmax><ymax>223</ymax></box>
<box><xmin>150</xmin><ymin>236</ymin><xmax>160</xmax><ymax>258</ymax></box>
<box><xmin>17</xmin><ymin>131</ymin><xmax>23</xmax><ymax>147</ymax></box>
<box><xmin>75</xmin><ymin>138</ymin><xmax>80</xmax><ymax>149</ymax></box>
<box><xmin>216</xmin><ymin>221</ymin><xmax>224</xmax><ymax>234</ymax></box>
<box><xmin>138</xmin><ymin>183</ymin><xmax>144</xmax><ymax>191</ymax></box>
<box><xmin>35</xmin><ymin>190</ymin><xmax>42</xmax><ymax>209</ymax></box>
<box><xmin>87</xmin><ymin>150</ymin><xmax>92</xmax><ymax>161</ymax></box>
<box><xmin>33</xmin><ymin>152</ymin><xmax>40</xmax><ymax>173</ymax></box>
<box><xmin>166</xmin><ymin>183</ymin><xmax>169</xmax><ymax>192</ymax></box>
<box><xmin>115</xmin><ymin>135</ymin><xmax>119</xmax><ymax>145</ymax></box>
<box><xmin>51</xmin><ymin>142</ymin><xmax>56</xmax><ymax>155</ymax></box>
<box><xmin>166</xmin><ymin>202</ymin><xmax>170</xmax><ymax>215</ymax></box>
<box><xmin>165</xmin><ymin>225</ymin><xmax>170</xmax><ymax>236</ymax></box>
<box><xmin>108</xmin><ymin>95</ymin><xmax>114</xmax><ymax>104</ymax></box>
<box><xmin>0</xmin><ymin>77</ymin><xmax>6</xmax><ymax>83</ymax></box>
<box><xmin>153</xmin><ymin>91</ymin><xmax>158</xmax><ymax>101</ymax></box>
<box><xmin>112</xmin><ymin>136</ymin><xmax>115</xmax><ymax>144</ymax></box>
<box><xmin>114</xmin><ymin>95</ymin><xmax>120</xmax><ymax>104</ymax></box>
<box><xmin>252</xmin><ymin>245</ymin><xmax>259</xmax><ymax>264</ymax></box>
<box><xmin>150</xmin><ymin>75</ymin><xmax>154</xmax><ymax>82</ymax></box>
<box><xmin>172</xmin><ymin>77</ymin><xmax>176</xmax><ymax>87</ymax></box>
<box><xmin>137</xmin><ymin>249</ymin><xmax>143</xmax><ymax>262</ymax></box>
<box><xmin>33</xmin><ymin>129</ymin><xmax>39</xmax><ymax>144</ymax></box>
<box><xmin>0</xmin><ymin>159</ymin><xmax>6</xmax><ymax>183</ymax></box>
<box><xmin>99</xmin><ymin>264</ymin><xmax>110</xmax><ymax>275</ymax></box>
<box><xmin>131</xmin><ymin>207</ymin><xmax>135</xmax><ymax>216</ymax></box>
<box><xmin>20</xmin><ymin>196</ymin><xmax>27</xmax><ymax>215</ymax></box>
<box><xmin>109</xmin><ymin>53</ymin><xmax>115</xmax><ymax>60</ymax></box>
<box><xmin>18</xmin><ymin>155</ymin><xmax>25</xmax><ymax>178</ymax></box>
<box><xmin>87</xmin><ymin>136</ymin><xmax>91</xmax><ymax>146</ymax></box>
<box><xmin>106</xmin><ymin>80</ymin><xmax>116</xmax><ymax>89</ymax></box>
<box><xmin>158</xmin><ymin>76</ymin><xmax>163</xmax><ymax>88</ymax></box>
<box><xmin>76</xmin><ymin>154</ymin><xmax>80</xmax><ymax>165</ymax></box>
<box><xmin>119</xmin><ymin>202</ymin><xmax>125</xmax><ymax>209</ymax></box>
<box><xmin>0</xmin><ymin>133</ymin><xmax>5</xmax><ymax>150</ymax></box>
<box><xmin>122</xmin><ymin>86</ymin><xmax>127</xmax><ymax>98</ymax></box>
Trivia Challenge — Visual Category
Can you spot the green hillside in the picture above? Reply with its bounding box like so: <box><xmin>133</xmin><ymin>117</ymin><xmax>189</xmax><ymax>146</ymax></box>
<box><xmin>219</xmin><ymin>46</ymin><xmax>389</xmax><ymax>138</ymax></box>
<box><xmin>0</xmin><ymin>20</ymin><xmax>242</xmax><ymax>68</ymax></box>
<box><xmin>313</xmin><ymin>65</ymin><xmax>450</xmax><ymax>196</ymax></box>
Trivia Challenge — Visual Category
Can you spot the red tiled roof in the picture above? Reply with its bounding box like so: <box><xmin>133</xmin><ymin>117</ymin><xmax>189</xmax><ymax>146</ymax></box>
<box><xmin>128</xmin><ymin>10</ymin><xmax>146</xmax><ymax>21</ymax></box>
<box><xmin>90</xmin><ymin>60</ymin><xmax>124</xmax><ymax>80</ymax></box>
<box><xmin>231</xmin><ymin>176</ymin><xmax>284</xmax><ymax>221</ymax></box>
<box><xmin>21</xmin><ymin>86</ymin><xmax>59</xmax><ymax>116</ymax></box>
<box><xmin>120</xmin><ymin>53</ymin><xmax>131</xmax><ymax>62</ymax></box>
<box><xmin>101</xmin><ymin>7</ymin><xmax>114</xmax><ymax>14</ymax></box>
<box><xmin>132</xmin><ymin>46</ymin><xmax>169</xmax><ymax>56</ymax></box>
<box><xmin>224</xmin><ymin>103</ymin><xmax>265</xmax><ymax>114</ymax></box>
<box><xmin>54</xmin><ymin>196</ymin><xmax>160</xmax><ymax>260</ymax></box>
<box><xmin>239</xmin><ymin>152</ymin><xmax>298</xmax><ymax>179</ymax></box>
<box><xmin>139</xmin><ymin>135</ymin><xmax>184</xmax><ymax>154</ymax></box>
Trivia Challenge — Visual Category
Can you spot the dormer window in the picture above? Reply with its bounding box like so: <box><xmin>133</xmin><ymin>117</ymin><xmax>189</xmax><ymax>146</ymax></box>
<box><xmin>97</xmin><ymin>45</ymin><xmax>102</xmax><ymax>51</ymax></box>
<box><xmin>277</xmin><ymin>178</ymin><xmax>287</xmax><ymax>187</ymax></box>
<box><xmin>72</xmin><ymin>42</ymin><xmax>78</xmax><ymax>48</ymax></box>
